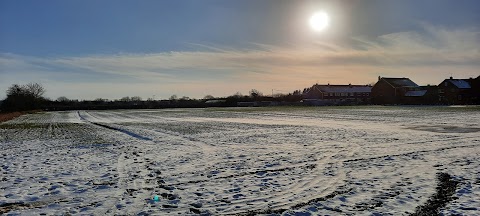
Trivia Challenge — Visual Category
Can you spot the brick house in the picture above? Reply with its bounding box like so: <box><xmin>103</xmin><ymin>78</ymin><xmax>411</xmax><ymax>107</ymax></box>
<box><xmin>303</xmin><ymin>84</ymin><xmax>372</xmax><ymax>105</ymax></box>
<box><xmin>371</xmin><ymin>77</ymin><xmax>423</xmax><ymax>104</ymax></box>
<box><xmin>438</xmin><ymin>76</ymin><xmax>478</xmax><ymax>104</ymax></box>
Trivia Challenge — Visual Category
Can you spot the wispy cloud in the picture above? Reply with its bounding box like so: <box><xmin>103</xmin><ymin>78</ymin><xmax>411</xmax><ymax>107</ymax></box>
<box><xmin>1</xmin><ymin>24</ymin><xmax>479</xmax><ymax>99</ymax></box>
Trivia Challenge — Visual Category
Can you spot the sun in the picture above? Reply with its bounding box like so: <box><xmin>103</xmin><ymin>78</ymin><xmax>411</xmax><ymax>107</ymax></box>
<box><xmin>309</xmin><ymin>11</ymin><xmax>329</xmax><ymax>32</ymax></box>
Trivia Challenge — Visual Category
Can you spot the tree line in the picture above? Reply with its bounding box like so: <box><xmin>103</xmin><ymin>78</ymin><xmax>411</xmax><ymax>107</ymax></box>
<box><xmin>1</xmin><ymin>84</ymin><xmax>304</xmax><ymax>112</ymax></box>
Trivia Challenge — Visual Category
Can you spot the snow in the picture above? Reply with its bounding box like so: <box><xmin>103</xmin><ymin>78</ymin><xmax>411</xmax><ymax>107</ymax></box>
<box><xmin>1</xmin><ymin>107</ymin><xmax>479</xmax><ymax>215</ymax></box>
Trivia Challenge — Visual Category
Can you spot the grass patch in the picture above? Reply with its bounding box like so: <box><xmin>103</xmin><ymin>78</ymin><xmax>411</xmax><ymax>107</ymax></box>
<box><xmin>0</xmin><ymin>123</ymin><xmax>48</xmax><ymax>129</ymax></box>
<box><xmin>123</xmin><ymin>122</ymin><xmax>211</xmax><ymax>134</ymax></box>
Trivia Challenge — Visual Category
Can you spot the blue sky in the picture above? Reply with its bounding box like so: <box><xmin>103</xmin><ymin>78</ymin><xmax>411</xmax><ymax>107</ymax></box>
<box><xmin>1</xmin><ymin>0</ymin><xmax>479</xmax><ymax>100</ymax></box>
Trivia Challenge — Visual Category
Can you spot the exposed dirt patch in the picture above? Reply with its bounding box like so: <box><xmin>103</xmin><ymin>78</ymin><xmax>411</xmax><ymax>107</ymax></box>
<box><xmin>0</xmin><ymin>111</ymin><xmax>37</xmax><ymax>123</ymax></box>
<box><xmin>0</xmin><ymin>202</ymin><xmax>32</xmax><ymax>214</ymax></box>
<box><xmin>409</xmin><ymin>172</ymin><xmax>459</xmax><ymax>216</ymax></box>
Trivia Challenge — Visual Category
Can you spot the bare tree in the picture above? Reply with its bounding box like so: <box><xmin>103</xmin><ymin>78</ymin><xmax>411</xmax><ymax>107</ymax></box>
<box><xmin>169</xmin><ymin>95</ymin><xmax>178</xmax><ymax>101</ymax></box>
<box><xmin>119</xmin><ymin>96</ymin><xmax>131</xmax><ymax>102</ymax></box>
<box><xmin>6</xmin><ymin>84</ymin><xmax>24</xmax><ymax>96</ymax></box>
<box><xmin>231</xmin><ymin>92</ymin><xmax>243</xmax><ymax>98</ymax></box>
<box><xmin>131</xmin><ymin>96</ymin><xmax>142</xmax><ymax>101</ymax></box>
<box><xmin>94</xmin><ymin>98</ymin><xmax>108</xmax><ymax>102</ymax></box>
<box><xmin>203</xmin><ymin>95</ymin><xmax>215</xmax><ymax>100</ymax></box>
<box><xmin>25</xmin><ymin>82</ymin><xmax>45</xmax><ymax>99</ymax></box>
<box><xmin>179</xmin><ymin>96</ymin><xmax>190</xmax><ymax>101</ymax></box>
<box><xmin>249</xmin><ymin>89</ymin><xmax>262</xmax><ymax>98</ymax></box>
<box><xmin>57</xmin><ymin>96</ymin><xmax>70</xmax><ymax>102</ymax></box>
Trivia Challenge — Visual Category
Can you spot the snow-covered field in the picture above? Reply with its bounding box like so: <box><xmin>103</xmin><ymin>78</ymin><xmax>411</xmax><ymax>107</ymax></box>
<box><xmin>1</xmin><ymin>106</ymin><xmax>479</xmax><ymax>215</ymax></box>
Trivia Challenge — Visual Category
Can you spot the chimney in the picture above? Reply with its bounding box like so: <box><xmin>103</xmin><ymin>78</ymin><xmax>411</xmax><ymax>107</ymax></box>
<box><xmin>378</xmin><ymin>76</ymin><xmax>381</xmax><ymax>81</ymax></box>
<box><xmin>450</xmin><ymin>76</ymin><xmax>453</xmax><ymax>79</ymax></box>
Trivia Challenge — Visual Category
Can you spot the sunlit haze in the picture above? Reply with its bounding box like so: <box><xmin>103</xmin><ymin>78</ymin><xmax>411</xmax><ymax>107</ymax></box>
<box><xmin>310</xmin><ymin>11</ymin><xmax>329</xmax><ymax>32</ymax></box>
<box><xmin>1</xmin><ymin>0</ymin><xmax>479</xmax><ymax>100</ymax></box>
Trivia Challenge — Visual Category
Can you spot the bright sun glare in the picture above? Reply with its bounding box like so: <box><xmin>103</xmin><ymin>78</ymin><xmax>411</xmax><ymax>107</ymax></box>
<box><xmin>309</xmin><ymin>11</ymin><xmax>329</xmax><ymax>32</ymax></box>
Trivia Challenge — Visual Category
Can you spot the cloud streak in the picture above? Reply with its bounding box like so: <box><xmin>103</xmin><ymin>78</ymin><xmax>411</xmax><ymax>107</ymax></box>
<box><xmin>1</xmin><ymin>24</ymin><xmax>479</xmax><ymax>99</ymax></box>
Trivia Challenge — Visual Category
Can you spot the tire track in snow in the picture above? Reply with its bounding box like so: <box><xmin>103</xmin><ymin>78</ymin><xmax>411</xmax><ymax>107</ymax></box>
<box><xmin>170</xmin><ymin>163</ymin><xmax>318</xmax><ymax>187</ymax></box>
<box><xmin>228</xmin><ymin>186</ymin><xmax>353</xmax><ymax>216</ymax></box>
<box><xmin>221</xmin><ymin>136</ymin><xmax>478</xmax><ymax>213</ymax></box>
<box><xmin>77</xmin><ymin>111</ymin><xmax>154</xmax><ymax>214</ymax></box>
<box><xmin>78</xmin><ymin>111</ymin><xmax>152</xmax><ymax>141</ymax></box>
<box><xmin>216</xmin><ymin>139</ymin><xmax>362</xmax><ymax>213</ymax></box>
<box><xmin>90</xmin><ymin>122</ymin><xmax>152</xmax><ymax>141</ymax></box>
<box><xmin>115</xmin><ymin>115</ymin><xmax>360</xmax><ymax>214</ymax></box>
<box><xmin>112</xmin><ymin>149</ymin><xmax>151</xmax><ymax>215</ymax></box>
<box><xmin>343</xmin><ymin>140</ymin><xmax>480</xmax><ymax>164</ymax></box>
<box><xmin>220</xmin><ymin>151</ymin><xmax>350</xmax><ymax>213</ymax></box>
<box><xmin>78</xmin><ymin>111</ymin><xmax>218</xmax><ymax>214</ymax></box>
<box><xmin>107</xmin><ymin>121</ymin><xmax>326</xmax><ymax>214</ymax></box>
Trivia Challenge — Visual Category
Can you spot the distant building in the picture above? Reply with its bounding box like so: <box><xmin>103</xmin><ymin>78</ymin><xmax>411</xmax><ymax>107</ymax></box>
<box><xmin>205</xmin><ymin>100</ymin><xmax>227</xmax><ymax>107</ymax></box>
<box><xmin>303</xmin><ymin>84</ymin><xmax>372</xmax><ymax>105</ymax></box>
<box><xmin>237</xmin><ymin>102</ymin><xmax>257</xmax><ymax>107</ymax></box>
<box><xmin>472</xmin><ymin>76</ymin><xmax>480</xmax><ymax>104</ymax></box>
<box><xmin>438</xmin><ymin>76</ymin><xmax>479</xmax><ymax>104</ymax></box>
<box><xmin>419</xmin><ymin>85</ymin><xmax>440</xmax><ymax>104</ymax></box>
<box><xmin>372</xmin><ymin>77</ymin><xmax>423</xmax><ymax>104</ymax></box>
